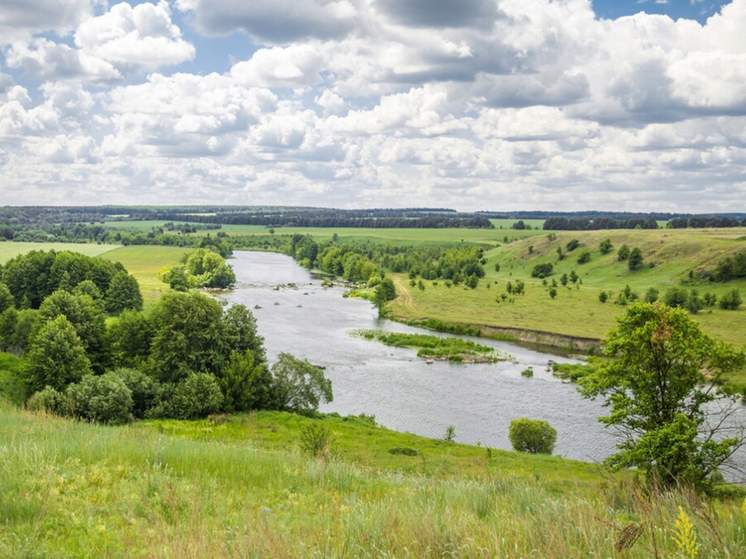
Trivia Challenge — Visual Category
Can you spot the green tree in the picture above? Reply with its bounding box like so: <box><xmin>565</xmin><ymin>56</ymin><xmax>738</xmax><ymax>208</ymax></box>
<box><xmin>223</xmin><ymin>304</ymin><xmax>266</xmax><ymax>365</ymax></box>
<box><xmin>719</xmin><ymin>289</ymin><xmax>742</xmax><ymax>310</ymax></box>
<box><xmin>566</xmin><ymin>239</ymin><xmax>580</xmax><ymax>252</ymax></box>
<box><xmin>644</xmin><ymin>287</ymin><xmax>659</xmax><ymax>303</ymax></box>
<box><xmin>73</xmin><ymin>280</ymin><xmax>105</xmax><ymax>310</ymax></box>
<box><xmin>107</xmin><ymin>310</ymin><xmax>155</xmax><ymax>369</ymax></box>
<box><xmin>110</xmin><ymin>367</ymin><xmax>161</xmax><ymax>419</ymax></box>
<box><xmin>158</xmin><ymin>265</ymin><xmax>190</xmax><ymax>291</ymax></box>
<box><xmin>599</xmin><ymin>291</ymin><xmax>608</xmax><ymax>303</ymax></box>
<box><xmin>148</xmin><ymin>292</ymin><xmax>227</xmax><ymax>383</ymax></box>
<box><xmin>531</xmin><ymin>263</ymin><xmax>553</xmax><ymax>278</ymax></box>
<box><xmin>0</xmin><ymin>282</ymin><xmax>14</xmax><ymax>313</ymax></box>
<box><xmin>26</xmin><ymin>315</ymin><xmax>92</xmax><ymax>392</ymax></box>
<box><xmin>65</xmin><ymin>372</ymin><xmax>134</xmax><ymax>425</ymax></box>
<box><xmin>105</xmin><ymin>272</ymin><xmax>144</xmax><ymax>314</ymax></box>
<box><xmin>577</xmin><ymin>250</ymin><xmax>591</xmax><ymax>264</ymax></box>
<box><xmin>549</xmin><ymin>287</ymin><xmax>557</xmax><ymax>299</ymax></box>
<box><xmin>628</xmin><ymin>247</ymin><xmax>644</xmax><ymax>271</ymax></box>
<box><xmin>664</xmin><ymin>286</ymin><xmax>688</xmax><ymax>308</ymax></box>
<box><xmin>184</xmin><ymin>248</ymin><xmax>236</xmax><ymax>288</ymax></box>
<box><xmin>169</xmin><ymin>373</ymin><xmax>224</xmax><ymax>419</ymax></box>
<box><xmin>599</xmin><ymin>239</ymin><xmax>613</xmax><ymax>255</ymax></box>
<box><xmin>581</xmin><ymin>303</ymin><xmax>745</xmax><ymax>489</ymax></box>
<box><xmin>271</xmin><ymin>353</ymin><xmax>333</xmax><ymax>414</ymax></box>
<box><xmin>509</xmin><ymin>418</ymin><xmax>557</xmax><ymax>454</ymax></box>
<box><xmin>617</xmin><ymin>244</ymin><xmax>630</xmax><ymax>261</ymax></box>
<box><xmin>218</xmin><ymin>350</ymin><xmax>275</xmax><ymax>412</ymax></box>
<box><xmin>373</xmin><ymin>278</ymin><xmax>397</xmax><ymax>317</ymax></box>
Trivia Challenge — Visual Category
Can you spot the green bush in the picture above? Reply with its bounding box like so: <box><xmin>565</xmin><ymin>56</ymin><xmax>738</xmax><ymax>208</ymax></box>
<box><xmin>664</xmin><ymin>286</ymin><xmax>689</xmax><ymax>308</ymax></box>
<box><xmin>577</xmin><ymin>251</ymin><xmax>591</xmax><ymax>264</ymax></box>
<box><xmin>531</xmin><ymin>263</ymin><xmax>554</xmax><ymax>278</ymax></box>
<box><xmin>27</xmin><ymin>386</ymin><xmax>69</xmax><ymax>415</ymax></box>
<box><xmin>509</xmin><ymin>418</ymin><xmax>557</xmax><ymax>455</ymax></box>
<box><xmin>65</xmin><ymin>373</ymin><xmax>133</xmax><ymax>425</ymax></box>
<box><xmin>299</xmin><ymin>423</ymin><xmax>331</xmax><ymax>457</ymax></box>
<box><xmin>169</xmin><ymin>373</ymin><xmax>224</xmax><ymax>419</ymax></box>
<box><xmin>109</xmin><ymin>368</ymin><xmax>161</xmax><ymax>418</ymax></box>
<box><xmin>719</xmin><ymin>289</ymin><xmax>742</xmax><ymax>310</ymax></box>
<box><xmin>388</xmin><ymin>447</ymin><xmax>418</xmax><ymax>456</ymax></box>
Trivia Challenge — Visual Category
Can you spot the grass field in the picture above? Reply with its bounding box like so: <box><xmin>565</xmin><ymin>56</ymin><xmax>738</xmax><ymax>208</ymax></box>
<box><xmin>3</xmin><ymin>405</ymin><xmax>746</xmax><ymax>558</ymax></box>
<box><xmin>0</xmin><ymin>241</ymin><xmax>117</xmax><ymax>263</ymax></box>
<box><xmin>390</xmin><ymin>228</ymin><xmax>746</xmax><ymax>347</ymax></box>
<box><xmin>99</xmin><ymin>246</ymin><xmax>189</xmax><ymax>307</ymax></box>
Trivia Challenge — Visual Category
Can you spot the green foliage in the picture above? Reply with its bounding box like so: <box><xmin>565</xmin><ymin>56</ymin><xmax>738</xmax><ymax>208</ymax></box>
<box><xmin>685</xmin><ymin>290</ymin><xmax>703</xmax><ymax>314</ymax></box>
<box><xmin>25</xmin><ymin>316</ymin><xmax>92</xmax><ymax>392</ymax></box>
<box><xmin>148</xmin><ymin>292</ymin><xmax>227</xmax><ymax>383</ymax></box>
<box><xmin>158</xmin><ymin>265</ymin><xmax>189</xmax><ymax>291</ymax></box>
<box><xmin>531</xmin><ymin>263</ymin><xmax>554</xmax><ymax>278</ymax></box>
<box><xmin>581</xmin><ymin>303</ymin><xmax>746</xmax><ymax>489</ymax></box>
<box><xmin>566</xmin><ymin>239</ymin><xmax>580</xmax><ymax>252</ymax></box>
<box><xmin>299</xmin><ymin>423</ymin><xmax>331</xmax><ymax>457</ymax></box>
<box><xmin>73</xmin><ymin>280</ymin><xmax>104</xmax><ymax>310</ymax></box>
<box><xmin>26</xmin><ymin>386</ymin><xmax>69</xmax><ymax>415</ymax></box>
<box><xmin>388</xmin><ymin>447</ymin><xmax>418</xmax><ymax>456</ymax></box>
<box><xmin>168</xmin><ymin>373</ymin><xmax>224</xmax><ymax>419</ymax></box>
<box><xmin>549</xmin><ymin>288</ymin><xmax>557</xmax><ymax>299</ymax></box>
<box><xmin>107</xmin><ymin>310</ymin><xmax>155</xmax><ymax>369</ymax></box>
<box><xmin>223</xmin><ymin>304</ymin><xmax>266</xmax><ymax>365</ymax></box>
<box><xmin>617</xmin><ymin>244</ymin><xmax>630</xmax><ymax>261</ymax></box>
<box><xmin>35</xmin><ymin>290</ymin><xmax>107</xmax><ymax>372</ymax></box>
<box><xmin>577</xmin><ymin>250</ymin><xmax>591</xmax><ymax>264</ymax></box>
<box><xmin>355</xmin><ymin>330</ymin><xmax>500</xmax><ymax>362</ymax></box>
<box><xmin>272</xmin><ymin>353</ymin><xmax>333</xmax><ymax>414</ymax></box>
<box><xmin>184</xmin><ymin>248</ymin><xmax>236</xmax><ymax>288</ymax></box>
<box><xmin>644</xmin><ymin>287</ymin><xmax>659</xmax><ymax>303</ymax></box>
<box><xmin>218</xmin><ymin>350</ymin><xmax>274</xmax><ymax>412</ymax></box>
<box><xmin>713</xmin><ymin>251</ymin><xmax>746</xmax><ymax>281</ymax></box>
<box><xmin>628</xmin><ymin>247</ymin><xmax>644</xmax><ymax>271</ymax></box>
<box><xmin>109</xmin><ymin>367</ymin><xmax>161</xmax><ymax>419</ymax></box>
<box><xmin>373</xmin><ymin>278</ymin><xmax>397</xmax><ymax>316</ymax></box>
<box><xmin>443</xmin><ymin>425</ymin><xmax>456</xmax><ymax>442</ymax></box>
<box><xmin>65</xmin><ymin>373</ymin><xmax>134</xmax><ymax>425</ymax></box>
<box><xmin>598</xmin><ymin>291</ymin><xmax>608</xmax><ymax>303</ymax></box>
<box><xmin>521</xmin><ymin>368</ymin><xmax>534</xmax><ymax>377</ymax></box>
<box><xmin>0</xmin><ymin>282</ymin><xmax>14</xmax><ymax>313</ymax></box>
<box><xmin>718</xmin><ymin>289</ymin><xmax>742</xmax><ymax>310</ymax></box>
<box><xmin>664</xmin><ymin>286</ymin><xmax>689</xmax><ymax>308</ymax></box>
<box><xmin>509</xmin><ymin>418</ymin><xmax>557</xmax><ymax>455</ymax></box>
<box><xmin>105</xmin><ymin>272</ymin><xmax>144</xmax><ymax>314</ymax></box>
<box><xmin>599</xmin><ymin>239</ymin><xmax>613</xmax><ymax>255</ymax></box>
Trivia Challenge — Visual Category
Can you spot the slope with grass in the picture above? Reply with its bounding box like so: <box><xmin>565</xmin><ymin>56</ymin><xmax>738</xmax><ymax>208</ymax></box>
<box><xmin>390</xmin><ymin>228</ymin><xmax>746</xmax><ymax>347</ymax></box>
<box><xmin>3</xmin><ymin>405</ymin><xmax>746</xmax><ymax>558</ymax></box>
<box><xmin>0</xmin><ymin>241</ymin><xmax>117</xmax><ymax>262</ymax></box>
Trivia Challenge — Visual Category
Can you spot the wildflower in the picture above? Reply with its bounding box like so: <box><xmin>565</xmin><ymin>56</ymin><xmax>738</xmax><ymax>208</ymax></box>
<box><xmin>672</xmin><ymin>506</ymin><xmax>699</xmax><ymax>559</ymax></box>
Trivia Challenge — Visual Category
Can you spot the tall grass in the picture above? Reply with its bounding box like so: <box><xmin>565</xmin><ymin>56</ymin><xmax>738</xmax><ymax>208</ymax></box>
<box><xmin>1</xmin><ymin>406</ymin><xmax>745</xmax><ymax>558</ymax></box>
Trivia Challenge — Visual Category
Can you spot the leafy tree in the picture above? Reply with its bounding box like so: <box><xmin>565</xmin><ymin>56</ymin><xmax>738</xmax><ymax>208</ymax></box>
<box><xmin>719</xmin><ymin>289</ymin><xmax>742</xmax><ymax>310</ymax></box>
<box><xmin>513</xmin><ymin>280</ymin><xmax>525</xmax><ymax>295</ymax></box>
<box><xmin>148</xmin><ymin>292</ymin><xmax>227</xmax><ymax>383</ymax></box>
<box><xmin>373</xmin><ymin>278</ymin><xmax>397</xmax><ymax>317</ymax></box>
<box><xmin>566</xmin><ymin>239</ymin><xmax>580</xmax><ymax>252</ymax></box>
<box><xmin>703</xmin><ymin>292</ymin><xmax>717</xmax><ymax>307</ymax></box>
<box><xmin>107</xmin><ymin>310</ymin><xmax>155</xmax><ymax>369</ymax></box>
<box><xmin>685</xmin><ymin>290</ymin><xmax>703</xmax><ymax>314</ymax></box>
<box><xmin>556</xmin><ymin>247</ymin><xmax>565</xmax><ymax>260</ymax></box>
<box><xmin>218</xmin><ymin>350</ymin><xmax>275</xmax><ymax>412</ymax></box>
<box><xmin>0</xmin><ymin>282</ymin><xmax>14</xmax><ymax>313</ymax></box>
<box><xmin>599</xmin><ymin>291</ymin><xmax>608</xmax><ymax>303</ymax></box>
<box><xmin>66</xmin><ymin>372</ymin><xmax>133</xmax><ymax>425</ymax></box>
<box><xmin>494</xmin><ymin>263</ymin><xmax>500</xmax><ymax>273</ymax></box>
<box><xmin>35</xmin><ymin>290</ymin><xmax>108</xmax><ymax>372</ymax></box>
<box><xmin>549</xmin><ymin>288</ymin><xmax>557</xmax><ymax>299</ymax></box>
<box><xmin>223</xmin><ymin>304</ymin><xmax>266</xmax><ymax>365</ymax></box>
<box><xmin>569</xmin><ymin>270</ymin><xmax>579</xmax><ymax>284</ymax></box>
<box><xmin>644</xmin><ymin>287</ymin><xmax>659</xmax><ymax>303</ymax></box>
<box><xmin>581</xmin><ymin>303</ymin><xmax>745</xmax><ymax>489</ymax></box>
<box><xmin>509</xmin><ymin>418</ymin><xmax>557</xmax><ymax>454</ymax></box>
<box><xmin>628</xmin><ymin>247</ymin><xmax>644</xmax><ymax>271</ymax></box>
<box><xmin>73</xmin><ymin>280</ymin><xmax>104</xmax><ymax>310</ymax></box>
<box><xmin>184</xmin><ymin>248</ymin><xmax>236</xmax><ymax>288</ymax></box>
<box><xmin>105</xmin><ymin>272</ymin><xmax>144</xmax><ymax>314</ymax></box>
<box><xmin>168</xmin><ymin>372</ymin><xmax>224</xmax><ymax>419</ymax></box>
<box><xmin>531</xmin><ymin>263</ymin><xmax>553</xmax><ymax>278</ymax></box>
<box><xmin>617</xmin><ymin>245</ymin><xmax>630</xmax><ymax>261</ymax></box>
<box><xmin>26</xmin><ymin>316</ymin><xmax>92</xmax><ymax>392</ymax></box>
<box><xmin>577</xmin><ymin>250</ymin><xmax>591</xmax><ymax>264</ymax></box>
<box><xmin>599</xmin><ymin>239</ymin><xmax>613</xmax><ymax>255</ymax></box>
<box><xmin>664</xmin><ymin>286</ymin><xmax>688</xmax><ymax>308</ymax></box>
<box><xmin>272</xmin><ymin>353</ymin><xmax>333</xmax><ymax>414</ymax></box>
<box><xmin>560</xmin><ymin>273</ymin><xmax>569</xmax><ymax>286</ymax></box>
<box><xmin>158</xmin><ymin>265</ymin><xmax>190</xmax><ymax>291</ymax></box>
<box><xmin>110</xmin><ymin>368</ymin><xmax>161</xmax><ymax>419</ymax></box>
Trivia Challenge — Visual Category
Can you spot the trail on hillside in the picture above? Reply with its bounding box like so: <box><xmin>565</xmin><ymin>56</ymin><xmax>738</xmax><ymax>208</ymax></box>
<box><xmin>392</xmin><ymin>276</ymin><xmax>415</xmax><ymax>310</ymax></box>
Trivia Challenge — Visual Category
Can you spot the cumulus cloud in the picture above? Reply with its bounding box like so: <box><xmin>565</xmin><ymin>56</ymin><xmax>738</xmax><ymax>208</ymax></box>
<box><xmin>0</xmin><ymin>0</ymin><xmax>95</xmax><ymax>43</ymax></box>
<box><xmin>2</xmin><ymin>0</ymin><xmax>746</xmax><ymax>210</ymax></box>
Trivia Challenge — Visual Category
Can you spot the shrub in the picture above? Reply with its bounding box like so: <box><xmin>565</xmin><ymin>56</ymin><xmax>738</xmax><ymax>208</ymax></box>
<box><xmin>599</xmin><ymin>239</ymin><xmax>613</xmax><ymax>255</ymax></box>
<box><xmin>509</xmin><ymin>418</ymin><xmax>557</xmax><ymax>454</ymax></box>
<box><xmin>685</xmin><ymin>290</ymin><xmax>703</xmax><ymax>314</ymax></box>
<box><xmin>599</xmin><ymin>291</ymin><xmax>608</xmax><ymax>303</ymax></box>
<box><xmin>719</xmin><ymin>289</ymin><xmax>742</xmax><ymax>310</ymax></box>
<box><xmin>65</xmin><ymin>373</ymin><xmax>134</xmax><ymax>425</ymax></box>
<box><xmin>644</xmin><ymin>287</ymin><xmax>659</xmax><ymax>303</ymax></box>
<box><xmin>388</xmin><ymin>447</ymin><xmax>418</xmax><ymax>456</ymax></box>
<box><xmin>577</xmin><ymin>250</ymin><xmax>591</xmax><ymax>264</ymax></box>
<box><xmin>531</xmin><ymin>263</ymin><xmax>554</xmax><ymax>278</ymax></box>
<box><xmin>664</xmin><ymin>287</ymin><xmax>689</xmax><ymax>308</ymax></box>
<box><xmin>299</xmin><ymin>423</ymin><xmax>331</xmax><ymax>457</ymax></box>
<box><xmin>628</xmin><ymin>247</ymin><xmax>644</xmax><ymax>271</ymax></box>
<box><xmin>566</xmin><ymin>239</ymin><xmax>580</xmax><ymax>252</ymax></box>
<box><xmin>443</xmin><ymin>425</ymin><xmax>456</xmax><ymax>442</ymax></box>
<box><xmin>170</xmin><ymin>372</ymin><xmax>224</xmax><ymax>419</ymax></box>
<box><xmin>110</xmin><ymin>367</ymin><xmax>161</xmax><ymax>418</ymax></box>
<box><xmin>26</xmin><ymin>386</ymin><xmax>69</xmax><ymax>416</ymax></box>
<box><xmin>617</xmin><ymin>245</ymin><xmax>630</xmax><ymax>261</ymax></box>
<box><xmin>521</xmin><ymin>368</ymin><xmax>534</xmax><ymax>378</ymax></box>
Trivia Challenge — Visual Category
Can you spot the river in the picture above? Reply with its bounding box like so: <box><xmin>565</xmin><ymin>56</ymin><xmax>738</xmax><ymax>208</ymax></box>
<box><xmin>222</xmin><ymin>251</ymin><xmax>746</xmax><ymax>474</ymax></box>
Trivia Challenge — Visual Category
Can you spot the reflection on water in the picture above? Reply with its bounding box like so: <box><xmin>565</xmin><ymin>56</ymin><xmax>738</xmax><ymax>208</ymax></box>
<box><xmin>222</xmin><ymin>251</ymin><xmax>745</xmax><ymax>472</ymax></box>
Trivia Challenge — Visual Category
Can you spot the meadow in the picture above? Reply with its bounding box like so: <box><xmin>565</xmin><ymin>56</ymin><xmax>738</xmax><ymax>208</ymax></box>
<box><xmin>2</xmin><ymin>404</ymin><xmax>746</xmax><ymax>559</ymax></box>
<box><xmin>0</xmin><ymin>241</ymin><xmax>116</xmax><ymax>261</ymax></box>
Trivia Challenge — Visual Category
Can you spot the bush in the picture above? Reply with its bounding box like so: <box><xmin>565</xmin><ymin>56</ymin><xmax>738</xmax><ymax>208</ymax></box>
<box><xmin>719</xmin><ymin>289</ymin><xmax>742</xmax><ymax>310</ymax></box>
<box><xmin>170</xmin><ymin>372</ymin><xmax>224</xmax><ymax>419</ymax></box>
<box><xmin>644</xmin><ymin>287</ymin><xmax>659</xmax><ymax>303</ymax></box>
<box><xmin>599</xmin><ymin>291</ymin><xmax>608</xmax><ymax>303</ymax></box>
<box><xmin>617</xmin><ymin>245</ymin><xmax>630</xmax><ymax>261</ymax></box>
<box><xmin>388</xmin><ymin>447</ymin><xmax>418</xmax><ymax>456</ymax></box>
<box><xmin>509</xmin><ymin>418</ymin><xmax>557</xmax><ymax>454</ymax></box>
<box><xmin>531</xmin><ymin>263</ymin><xmax>554</xmax><ymax>278</ymax></box>
<box><xmin>110</xmin><ymin>367</ymin><xmax>161</xmax><ymax>418</ymax></box>
<box><xmin>664</xmin><ymin>287</ymin><xmax>689</xmax><ymax>308</ymax></box>
<box><xmin>599</xmin><ymin>239</ymin><xmax>613</xmax><ymax>255</ymax></box>
<box><xmin>299</xmin><ymin>423</ymin><xmax>332</xmax><ymax>457</ymax></box>
<box><xmin>65</xmin><ymin>373</ymin><xmax>133</xmax><ymax>425</ymax></box>
<box><xmin>577</xmin><ymin>250</ymin><xmax>591</xmax><ymax>264</ymax></box>
<box><xmin>566</xmin><ymin>239</ymin><xmax>580</xmax><ymax>252</ymax></box>
<box><xmin>27</xmin><ymin>386</ymin><xmax>69</xmax><ymax>415</ymax></box>
<box><xmin>628</xmin><ymin>247</ymin><xmax>644</xmax><ymax>271</ymax></box>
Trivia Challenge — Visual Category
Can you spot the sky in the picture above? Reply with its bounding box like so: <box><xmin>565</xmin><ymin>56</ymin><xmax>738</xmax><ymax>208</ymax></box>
<box><xmin>0</xmin><ymin>0</ymin><xmax>745</xmax><ymax>212</ymax></box>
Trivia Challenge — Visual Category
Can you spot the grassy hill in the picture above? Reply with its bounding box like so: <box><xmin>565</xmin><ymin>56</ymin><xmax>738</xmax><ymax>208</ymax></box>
<box><xmin>2</xmin><ymin>404</ymin><xmax>746</xmax><ymax>558</ymax></box>
<box><xmin>390</xmin><ymin>227</ymin><xmax>746</xmax><ymax>347</ymax></box>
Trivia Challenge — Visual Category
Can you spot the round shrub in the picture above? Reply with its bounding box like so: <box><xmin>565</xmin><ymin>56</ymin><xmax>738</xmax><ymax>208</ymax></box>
<box><xmin>109</xmin><ymin>368</ymin><xmax>161</xmax><ymax>418</ymax></box>
<box><xmin>170</xmin><ymin>373</ymin><xmax>224</xmax><ymax>419</ymax></box>
<box><xmin>509</xmin><ymin>418</ymin><xmax>557</xmax><ymax>455</ymax></box>
<box><xmin>65</xmin><ymin>373</ymin><xmax>133</xmax><ymax>425</ymax></box>
<box><xmin>27</xmin><ymin>386</ymin><xmax>69</xmax><ymax>416</ymax></box>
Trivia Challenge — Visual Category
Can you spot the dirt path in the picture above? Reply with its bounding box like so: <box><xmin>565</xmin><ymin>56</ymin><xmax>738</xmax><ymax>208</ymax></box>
<box><xmin>392</xmin><ymin>276</ymin><xmax>415</xmax><ymax>310</ymax></box>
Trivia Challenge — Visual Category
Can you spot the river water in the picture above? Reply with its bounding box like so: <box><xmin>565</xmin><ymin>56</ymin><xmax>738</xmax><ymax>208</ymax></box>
<box><xmin>222</xmin><ymin>251</ymin><xmax>746</xmax><ymax>473</ymax></box>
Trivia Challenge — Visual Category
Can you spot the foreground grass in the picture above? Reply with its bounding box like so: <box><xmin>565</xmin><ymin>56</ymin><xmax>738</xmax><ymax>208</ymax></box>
<box><xmin>100</xmin><ymin>246</ymin><xmax>189</xmax><ymax>307</ymax></box>
<box><xmin>2</xmin><ymin>406</ymin><xmax>746</xmax><ymax>559</ymax></box>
